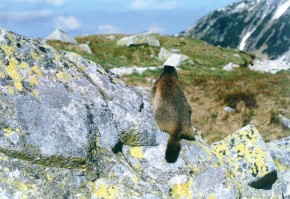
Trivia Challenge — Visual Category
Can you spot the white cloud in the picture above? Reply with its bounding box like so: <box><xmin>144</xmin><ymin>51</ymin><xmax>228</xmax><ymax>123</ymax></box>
<box><xmin>0</xmin><ymin>10</ymin><xmax>53</xmax><ymax>22</ymax></box>
<box><xmin>55</xmin><ymin>16</ymin><xmax>81</xmax><ymax>30</ymax></box>
<box><xmin>129</xmin><ymin>0</ymin><xmax>177</xmax><ymax>10</ymax></box>
<box><xmin>148</xmin><ymin>25</ymin><xmax>164</xmax><ymax>34</ymax></box>
<box><xmin>97</xmin><ymin>24</ymin><xmax>121</xmax><ymax>34</ymax></box>
<box><xmin>14</xmin><ymin>0</ymin><xmax>64</xmax><ymax>6</ymax></box>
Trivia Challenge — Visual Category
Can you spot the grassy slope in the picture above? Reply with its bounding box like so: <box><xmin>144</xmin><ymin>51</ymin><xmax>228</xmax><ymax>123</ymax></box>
<box><xmin>47</xmin><ymin>34</ymin><xmax>290</xmax><ymax>143</ymax></box>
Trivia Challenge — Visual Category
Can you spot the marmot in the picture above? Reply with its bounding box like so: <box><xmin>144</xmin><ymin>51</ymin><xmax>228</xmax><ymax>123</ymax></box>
<box><xmin>152</xmin><ymin>65</ymin><xmax>195</xmax><ymax>163</ymax></box>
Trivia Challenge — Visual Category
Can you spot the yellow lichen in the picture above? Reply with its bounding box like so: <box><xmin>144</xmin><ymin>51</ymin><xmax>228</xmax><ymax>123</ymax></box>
<box><xmin>4</xmin><ymin>127</ymin><xmax>13</xmax><ymax>137</ymax></box>
<box><xmin>0</xmin><ymin>153</ymin><xmax>9</xmax><ymax>161</ymax></box>
<box><xmin>32</xmin><ymin>90</ymin><xmax>39</xmax><ymax>98</ymax></box>
<box><xmin>6</xmin><ymin>86</ymin><xmax>15</xmax><ymax>94</ymax></box>
<box><xmin>197</xmin><ymin>192</ymin><xmax>203</xmax><ymax>199</ymax></box>
<box><xmin>133</xmin><ymin>163</ymin><xmax>141</xmax><ymax>172</ymax></box>
<box><xmin>91</xmin><ymin>183</ymin><xmax>119</xmax><ymax>199</ymax></box>
<box><xmin>56</xmin><ymin>71</ymin><xmax>72</xmax><ymax>82</ymax></box>
<box><xmin>98</xmin><ymin>67</ymin><xmax>107</xmax><ymax>75</ymax></box>
<box><xmin>6</xmin><ymin>57</ymin><xmax>23</xmax><ymax>81</ymax></box>
<box><xmin>212</xmin><ymin>141</ymin><xmax>228</xmax><ymax>162</ymax></box>
<box><xmin>0</xmin><ymin>71</ymin><xmax>5</xmax><ymax>78</ymax></box>
<box><xmin>14</xmin><ymin>80</ymin><xmax>23</xmax><ymax>91</ymax></box>
<box><xmin>3</xmin><ymin>168</ymin><xmax>9</xmax><ymax>172</ymax></box>
<box><xmin>274</xmin><ymin>160</ymin><xmax>288</xmax><ymax>172</ymax></box>
<box><xmin>29</xmin><ymin>77</ymin><xmax>39</xmax><ymax>86</ymax></box>
<box><xmin>22</xmin><ymin>195</ymin><xmax>29</xmax><ymax>199</ymax></box>
<box><xmin>30</xmin><ymin>51</ymin><xmax>40</xmax><ymax>61</ymax></box>
<box><xmin>54</xmin><ymin>53</ymin><xmax>62</xmax><ymax>62</ymax></box>
<box><xmin>30</xmin><ymin>66</ymin><xmax>42</xmax><ymax>78</ymax></box>
<box><xmin>191</xmin><ymin>166</ymin><xmax>200</xmax><ymax>176</ymax></box>
<box><xmin>20</xmin><ymin>62</ymin><xmax>29</xmax><ymax>69</ymax></box>
<box><xmin>130</xmin><ymin>147</ymin><xmax>144</xmax><ymax>159</ymax></box>
<box><xmin>12</xmin><ymin>180</ymin><xmax>37</xmax><ymax>192</ymax></box>
<box><xmin>46</xmin><ymin>174</ymin><xmax>52</xmax><ymax>181</ymax></box>
<box><xmin>208</xmin><ymin>193</ymin><xmax>215</xmax><ymax>199</ymax></box>
<box><xmin>171</xmin><ymin>178</ymin><xmax>193</xmax><ymax>199</ymax></box>
<box><xmin>1</xmin><ymin>45</ymin><xmax>15</xmax><ymax>57</ymax></box>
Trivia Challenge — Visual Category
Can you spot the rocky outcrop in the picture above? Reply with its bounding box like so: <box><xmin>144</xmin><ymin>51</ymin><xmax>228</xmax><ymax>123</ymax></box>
<box><xmin>117</xmin><ymin>32</ymin><xmax>160</xmax><ymax>47</ymax></box>
<box><xmin>46</xmin><ymin>29</ymin><xmax>78</xmax><ymax>44</ymax></box>
<box><xmin>1</xmin><ymin>28</ymin><xmax>290</xmax><ymax>198</ymax></box>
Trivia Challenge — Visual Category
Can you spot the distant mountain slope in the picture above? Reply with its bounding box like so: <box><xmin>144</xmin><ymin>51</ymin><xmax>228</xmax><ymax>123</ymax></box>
<box><xmin>184</xmin><ymin>0</ymin><xmax>290</xmax><ymax>61</ymax></box>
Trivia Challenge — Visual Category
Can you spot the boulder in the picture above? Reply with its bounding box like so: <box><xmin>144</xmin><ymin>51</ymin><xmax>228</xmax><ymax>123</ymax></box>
<box><xmin>117</xmin><ymin>32</ymin><xmax>160</xmax><ymax>47</ymax></box>
<box><xmin>273</xmin><ymin>114</ymin><xmax>290</xmax><ymax>130</ymax></box>
<box><xmin>0</xmin><ymin>28</ymin><xmax>289</xmax><ymax>198</ymax></box>
<box><xmin>211</xmin><ymin>125</ymin><xmax>277</xmax><ymax>189</ymax></box>
<box><xmin>158</xmin><ymin>47</ymin><xmax>193</xmax><ymax>67</ymax></box>
<box><xmin>78</xmin><ymin>43</ymin><xmax>92</xmax><ymax>54</ymax></box>
<box><xmin>45</xmin><ymin>29</ymin><xmax>78</xmax><ymax>44</ymax></box>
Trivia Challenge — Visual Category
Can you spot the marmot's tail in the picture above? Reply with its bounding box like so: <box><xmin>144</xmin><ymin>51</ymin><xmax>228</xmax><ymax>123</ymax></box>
<box><xmin>165</xmin><ymin>134</ymin><xmax>181</xmax><ymax>163</ymax></box>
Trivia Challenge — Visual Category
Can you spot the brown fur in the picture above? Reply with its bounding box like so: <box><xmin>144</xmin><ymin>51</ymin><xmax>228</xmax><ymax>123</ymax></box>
<box><xmin>152</xmin><ymin>65</ymin><xmax>195</xmax><ymax>163</ymax></box>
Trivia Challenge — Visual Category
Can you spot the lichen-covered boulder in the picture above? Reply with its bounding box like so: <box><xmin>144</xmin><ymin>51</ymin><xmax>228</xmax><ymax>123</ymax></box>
<box><xmin>211</xmin><ymin>125</ymin><xmax>277</xmax><ymax>189</ymax></box>
<box><xmin>0</xmin><ymin>27</ymin><xmax>157</xmax><ymax>176</ymax></box>
<box><xmin>116</xmin><ymin>32</ymin><xmax>160</xmax><ymax>47</ymax></box>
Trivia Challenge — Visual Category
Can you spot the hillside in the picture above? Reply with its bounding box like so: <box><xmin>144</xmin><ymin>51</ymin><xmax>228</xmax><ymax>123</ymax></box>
<box><xmin>183</xmin><ymin>0</ymin><xmax>290</xmax><ymax>61</ymax></box>
<box><xmin>47</xmin><ymin>33</ymin><xmax>290</xmax><ymax>143</ymax></box>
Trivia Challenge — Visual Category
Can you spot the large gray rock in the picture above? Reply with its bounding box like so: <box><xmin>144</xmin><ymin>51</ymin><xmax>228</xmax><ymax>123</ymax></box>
<box><xmin>0</xmin><ymin>28</ymin><xmax>289</xmax><ymax>198</ymax></box>
<box><xmin>0</xmin><ymin>27</ymin><xmax>157</xmax><ymax>169</ymax></box>
<box><xmin>117</xmin><ymin>32</ymin><xmax>160</xmax><ymax>47</ymax></box>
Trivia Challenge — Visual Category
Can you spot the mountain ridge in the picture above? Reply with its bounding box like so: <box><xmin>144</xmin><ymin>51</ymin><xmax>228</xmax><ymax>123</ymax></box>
<box><xmin>183</xmin><ymin>0</ymin><xmax>290</xmax><ymax>61</ymax></box>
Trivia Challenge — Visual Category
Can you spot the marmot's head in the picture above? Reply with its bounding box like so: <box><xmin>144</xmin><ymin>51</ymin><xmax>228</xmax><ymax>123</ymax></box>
<box><xmin>158</xmin><ymin>65</ymin><xmax>178</xmax><ymax>79</ymax></box>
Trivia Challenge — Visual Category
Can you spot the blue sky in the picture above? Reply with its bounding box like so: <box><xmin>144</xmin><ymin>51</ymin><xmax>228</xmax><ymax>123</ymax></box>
<box><xmin>0</xmin><ymin>0</ymin><xmax>238</xmax><ymax>38</ymax></box>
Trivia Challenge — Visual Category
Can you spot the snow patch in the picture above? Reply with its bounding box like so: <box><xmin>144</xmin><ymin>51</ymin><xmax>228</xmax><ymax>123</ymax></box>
<box><xmin>239</xmin><ymin>30</ymin><xmax>255</xmax><ymax>50</ymax></box>
<box><xmin>272</xmin><ymin>0</ymin><xmax>290</xmax><ymax>20</ymax></box>
<box><xmin>249</xmin><ymin>60</ymin><xmax>290</xmax><ymax>74</ymax></box>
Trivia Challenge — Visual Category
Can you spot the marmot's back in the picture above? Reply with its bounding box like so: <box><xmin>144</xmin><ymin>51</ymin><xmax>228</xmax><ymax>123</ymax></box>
<box><xmin>153</xmin><ymin>66</ymin><xmax>192</xmax><ymax>134</ymax></box>
<box><xmin>152</xmin><ymin>65</ymin><xmax>194</xmax><ymax>163</ymax></box>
